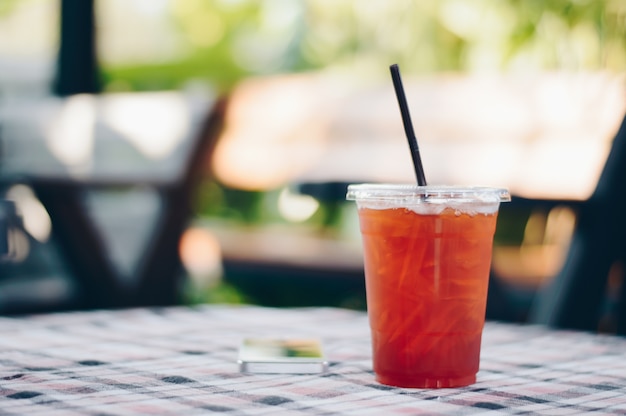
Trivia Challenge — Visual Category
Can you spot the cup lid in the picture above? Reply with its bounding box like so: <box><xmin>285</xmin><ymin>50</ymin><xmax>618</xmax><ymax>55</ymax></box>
<box><xmin>346</xmin><ymin>184</ymin><xmax>511</xmax><ymax>204</ymax></box>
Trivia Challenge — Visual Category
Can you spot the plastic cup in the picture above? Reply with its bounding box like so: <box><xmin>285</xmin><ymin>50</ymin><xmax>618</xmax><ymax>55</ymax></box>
<box><xmin>346</xmin><ymin>184</ymin><xmax>510</xmax><ymax>388</ymax></box>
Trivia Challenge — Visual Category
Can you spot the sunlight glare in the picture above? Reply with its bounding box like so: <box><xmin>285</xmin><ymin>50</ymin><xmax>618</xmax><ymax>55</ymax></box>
<box><xmin>101</xmin><ymin>92</ymin><xmax>190</xmax><ymax>160</ymax></box>
<box><xmin>278</xmin><ymin>187</ymin><xmax>319</xmax><ymax>223</ymax></box>
<box><xmin>45</xmin><ymin>94</ymin><xmax>95</xmax><ymax>170</ymax></box>
<box><xmin>6</xmin><ymin>185</ymin><xmax>51</xmax><ymax>243</ymax></box>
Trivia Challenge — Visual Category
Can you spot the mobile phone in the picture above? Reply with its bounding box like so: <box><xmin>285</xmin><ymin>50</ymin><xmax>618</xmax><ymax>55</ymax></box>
<box><xmin>238</xmin><ymin>337</ymin><xmax>329</xmax><ymax>374</ymax></box>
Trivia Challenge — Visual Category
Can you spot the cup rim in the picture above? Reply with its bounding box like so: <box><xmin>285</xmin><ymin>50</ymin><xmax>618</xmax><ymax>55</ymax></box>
<box><xmin>346</xmin><ymin>183</ymin><xmax>511</xmax><ymax>203</ymax></box>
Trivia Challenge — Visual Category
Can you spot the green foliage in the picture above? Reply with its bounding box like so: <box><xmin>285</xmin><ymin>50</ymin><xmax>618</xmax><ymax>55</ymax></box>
<box><xmin>193</xmin><ymin>180</ymin><xmax>267</xmax><ymax>224</ymax></box>
<box><xmin>183</xmin><ymin>279</ymin><xmax>250</xmax><ymax>305</ymax></box>
<box><xmin>0</xmin><ymin>0</ymin><xmax>20</xmax><ymax>17</ymax></box>
<box><xmin>100</xmin><ymin>0</ymin><xmax>626</xmax><ymax>94</ymax></box>
<box><xmin>501</xmin><ymin>0</ymin><xmax>626</xmax><ymax>69</ymax></box>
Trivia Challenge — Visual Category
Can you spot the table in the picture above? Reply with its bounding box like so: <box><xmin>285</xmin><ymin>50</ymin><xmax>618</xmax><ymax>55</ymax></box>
<box><xmin>0</xmin><ymin>92</ymin><xmax>223</xmax><ymax>312</ymax></box>
<box><xmin>1</xmin><ymin>305</ymin><xmax>625</xmax><ymax>415</ymax></box>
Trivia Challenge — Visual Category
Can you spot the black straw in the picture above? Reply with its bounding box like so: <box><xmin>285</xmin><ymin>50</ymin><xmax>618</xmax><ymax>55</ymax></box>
<box><xmin>389</xmin><ymin>64</ymin><xmax>427</xmax><ymax>186</ymax></box>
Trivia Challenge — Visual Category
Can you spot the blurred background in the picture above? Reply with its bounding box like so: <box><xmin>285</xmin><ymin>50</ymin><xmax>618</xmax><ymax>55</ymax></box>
<box><xmin>1</xmin><ymin>0</ymin><xmax>626</xmax><ymax>330</ymax></box>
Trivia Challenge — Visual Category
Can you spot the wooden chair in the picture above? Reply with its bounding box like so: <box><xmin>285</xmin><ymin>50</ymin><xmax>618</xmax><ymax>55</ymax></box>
<box><xmin>528</xmin><ymin>113</ymin><xmax>626</xmax><ymax>334</ymax></box>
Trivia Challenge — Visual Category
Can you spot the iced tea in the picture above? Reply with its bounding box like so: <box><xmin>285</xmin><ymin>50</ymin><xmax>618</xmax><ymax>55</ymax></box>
<box><xmin>347</xmin><ymin>185</ymin><xmax>508</xmax><ymax>388</ymax></box>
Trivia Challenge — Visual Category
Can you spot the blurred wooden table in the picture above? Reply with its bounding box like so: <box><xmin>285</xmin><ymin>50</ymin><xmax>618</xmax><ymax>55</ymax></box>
<box><xmin>0</xmin><ymin>91</ymin><xmax>224</xmax><ymax>312</ymax></box>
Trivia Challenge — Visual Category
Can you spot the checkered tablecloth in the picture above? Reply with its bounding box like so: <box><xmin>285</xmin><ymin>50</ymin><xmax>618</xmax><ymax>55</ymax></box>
<box><xmin>0</xmin><ymin>305</ymin><xmax>625</xmax><ymax>415</ymax></box>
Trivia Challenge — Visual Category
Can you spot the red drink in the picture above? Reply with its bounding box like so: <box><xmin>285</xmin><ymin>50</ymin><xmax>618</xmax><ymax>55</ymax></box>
<box><xmin>347</xmin><ymin>185</ymin><xmax>508</xmax><ymax>388</ymax></box>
